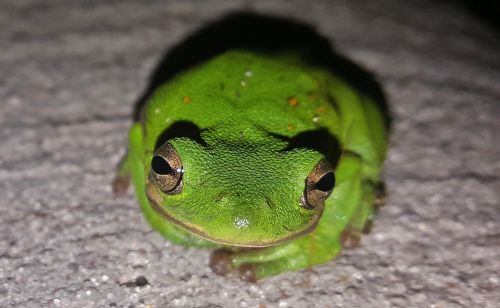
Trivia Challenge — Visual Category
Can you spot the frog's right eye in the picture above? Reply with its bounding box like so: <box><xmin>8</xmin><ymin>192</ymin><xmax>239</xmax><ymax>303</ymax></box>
<box><xmin>150</xmin><ymin>143</ymin><xmax>183</xmax><ymax>194</ymax></box>
<box><xmin>301</xmin><ymin>159</ymin><xmax>335</xmax><ymax>210</ymax></box>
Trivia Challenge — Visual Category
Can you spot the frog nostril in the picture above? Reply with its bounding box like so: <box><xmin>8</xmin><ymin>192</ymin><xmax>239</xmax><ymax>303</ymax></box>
<box><xmin>265</xmin><ymin>197</ymin><xmax>274</xmax><ymax>209</ymax></box>
<box><xmin>215</xmin><ymin>192</ymin><xmax>226</xmax><ymax>203</ymax></box>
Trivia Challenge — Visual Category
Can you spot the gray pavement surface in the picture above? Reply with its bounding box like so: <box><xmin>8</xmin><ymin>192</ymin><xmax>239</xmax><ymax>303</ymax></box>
<box><xmin>1</xmin><ymin>0</ymin><xmax>499</xmax><ymax>307</ymax></box>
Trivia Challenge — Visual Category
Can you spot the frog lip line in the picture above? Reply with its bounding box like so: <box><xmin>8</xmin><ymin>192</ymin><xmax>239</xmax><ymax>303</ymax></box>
<box><xmin>145</xmin><ymin>184</ymin><xmax>322</xmax><ymax>248</ymax></box>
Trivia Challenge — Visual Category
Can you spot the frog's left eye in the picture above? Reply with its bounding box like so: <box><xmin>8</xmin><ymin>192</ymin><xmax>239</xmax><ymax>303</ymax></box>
<box><xmin>301</xmin><ymin>159</ymin><xmax>335</xmax><ymax>210</ymax></box>
<box><xmin>150</xmin><ymin>143</ymin><xmax>183</xmax><ymax>194</ymax></box>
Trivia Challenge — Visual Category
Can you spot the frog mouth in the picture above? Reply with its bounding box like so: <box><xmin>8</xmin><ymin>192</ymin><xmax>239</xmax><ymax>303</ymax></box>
<box><xmin>145</xmin><ymin>181</ymin><xmax>321</xmax><ymax>248</ymax></box>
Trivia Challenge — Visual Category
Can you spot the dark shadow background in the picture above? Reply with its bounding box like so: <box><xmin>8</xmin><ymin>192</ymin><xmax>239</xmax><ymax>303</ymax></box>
<box><xmin>133</xmin><ymin>12</ymin><xmax>391</xmax><ymax>130</ymax></box>
<box><xmin>453</xmin><ymin>0</ymin><xmax>499</xmax><ymax>34</ymax></box>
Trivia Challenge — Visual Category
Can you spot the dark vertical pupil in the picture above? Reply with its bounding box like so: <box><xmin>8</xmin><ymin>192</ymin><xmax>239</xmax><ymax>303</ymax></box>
<box><xmin>151</xmin><ymin>156</ymin><xmax>172</xmax><ymax>175</ymax></box>
<box><xmin>314</xmin><ymin>172</ymin><xmax>335</xmax><ymax>192</ymax></box>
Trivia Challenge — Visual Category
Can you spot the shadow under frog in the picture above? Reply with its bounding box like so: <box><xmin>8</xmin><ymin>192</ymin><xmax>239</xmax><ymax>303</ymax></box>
<box><xmin>132</xmin><ymin>12</ymin><xmax>390</xmax><ymax>130</ymax></box>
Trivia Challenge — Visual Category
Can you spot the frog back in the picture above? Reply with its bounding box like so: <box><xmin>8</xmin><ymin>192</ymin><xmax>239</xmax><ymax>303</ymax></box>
<box><xmin>143</xmin><ymin>50</ymin><xmax>386</xmax><ymax>171</ymax></box>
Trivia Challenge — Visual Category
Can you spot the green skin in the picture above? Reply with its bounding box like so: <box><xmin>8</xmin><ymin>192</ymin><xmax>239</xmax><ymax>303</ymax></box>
<box><xmin>116</xmin><ymin>50</ymin><xmax>387</xmax><ymax>280</ymax></box>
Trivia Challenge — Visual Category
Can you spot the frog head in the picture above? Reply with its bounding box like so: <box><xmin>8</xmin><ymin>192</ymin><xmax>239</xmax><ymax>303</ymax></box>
<box><xmin>144</xmin><ymin>125</ymin><xmax>335</xmax><ymax>247</ymax></box>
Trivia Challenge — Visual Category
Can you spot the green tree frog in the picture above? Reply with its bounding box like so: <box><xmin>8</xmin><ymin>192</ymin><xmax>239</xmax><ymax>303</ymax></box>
<box><xmin>114</xmin><ymin>49</ymin><xmax>388</xmax><ymax>281</ymax></box>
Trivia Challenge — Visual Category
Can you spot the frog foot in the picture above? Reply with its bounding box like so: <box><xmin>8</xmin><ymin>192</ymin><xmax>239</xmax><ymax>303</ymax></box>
<box><xmin>362</xmin><ymin>219</ymin><xmax>373</xmax><ymax>234</ymax></box>
<box><xmin>340</xmin><ymin>229</ymin><xmax>362</xmax><ymax>249</ymax></box>
<box><xmin>209</xmin><ymin>242</ymin><xmax>313</xmax><ymax>282</ymax></box>
<box><xmin>237</xmin><ymin>264</ymin><xmax>258</xmax><ymax>282</ymax></box>
<box><xmin>209</xmin><ymin>249</ymin><xmax>233</xmax><ymax>276</ymax></box>
<box><xmin>112</xmin><ymin>151</ymin><xmax>132</xmax><ymax>197</ymax></box>
<box><xmin>112</xmin><ymin>175</ymin><xmax>130</xmax><ymax>196</ymax></box>
<box><xmin>373</xmin><ymin>181</ymin><xmax>386</xmax><ymax>208</ymax></box>
<box><xmin>209</xmin><ymin>249</ymin><xmax>259</xmax><ymax>282</ymax></box>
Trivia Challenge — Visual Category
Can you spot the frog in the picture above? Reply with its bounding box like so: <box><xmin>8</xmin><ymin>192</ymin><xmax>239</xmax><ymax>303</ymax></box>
<box><xmin>113</xmin><ymin>49</ymin><xmax>388</xmax><ymax>281</ymax></box>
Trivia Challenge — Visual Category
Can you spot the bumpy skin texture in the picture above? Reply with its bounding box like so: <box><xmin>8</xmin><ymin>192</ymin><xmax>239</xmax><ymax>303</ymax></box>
<box><xmin>118</xmin><ymin>50</ymin><xmax>387</xmax><ymax>280</ymax></box>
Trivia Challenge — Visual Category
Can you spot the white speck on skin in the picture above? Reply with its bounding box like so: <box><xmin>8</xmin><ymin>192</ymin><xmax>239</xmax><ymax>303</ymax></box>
<box><xmin>244</xmin><ymin>70</ymin><xmax>253</xmax><ymax>77</ymax></box>
<box><xmin>52</xmin><ymin>299</ymin><xmax>60</xmax><ymax>305</ymax></box>
<box><xmin>101</xmin><ymin>274</ymin><xmax>109</xmax><ymax>282</ymax></box>
<box><xmin>86</xmin><ymin>290</ymin><xmax>92</xmax><ymax>296</ymax></box>
<box><xmin>234</xmin><ymin>217</ymin><xmax>249</xmax><ymax>229</ymax></box>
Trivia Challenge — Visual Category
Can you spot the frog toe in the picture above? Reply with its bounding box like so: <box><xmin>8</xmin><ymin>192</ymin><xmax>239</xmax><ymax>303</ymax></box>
<box><xmin>362</xmin><ymin>219</ymin><xmax>373</xmax><ymax>234</ymax></box>
<box><xmin>374</xmin><ymin>181</ymin><xmax>386</xmax><ymax>208</ymax></box>
<box><xmin>238</xmin><ymin>264</ymin><xmax>257</xmax><ymax>282</ymax></box>
<box><xmin>340</xmin><ymin>229</ymin><xmax>362</xmax><ymax>249</ymax></box>
<box><xmin>112</xmin><ymin>175</ymin><xmax>130</xmax><ymax>196</ymax></box>
<box><xmin>209</xmin><ymin>249</ymin><xmax>233</xmax><ymax>276</ymax></box>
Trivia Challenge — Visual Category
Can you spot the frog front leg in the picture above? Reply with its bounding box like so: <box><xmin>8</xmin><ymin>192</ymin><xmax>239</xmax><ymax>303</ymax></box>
<box><xmin>210</xmin><ymin>151</ymin><xmax>378</xmax><ymax>281</ymax></box>
<box><xmin>112</xmin><ymin>149</ymin><xmax>133</xmax><ymax>196</ymax></box>
<box><xmin>210</xmin><ymin>240</ymin><xmax>307</xmax><ymax>282</ymax></box>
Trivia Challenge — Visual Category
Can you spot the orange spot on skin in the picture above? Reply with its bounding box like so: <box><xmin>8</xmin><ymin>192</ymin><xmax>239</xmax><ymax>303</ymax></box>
<box><xmin>287</xmin><ymin>96</ymin><xmax>299</xmax><ymax>107</ymax></box>
<box><xmin>287</xmin><ymin>124</ymin><xmax>295</xmax><ymax>131</ymax></box>
<box><xmin>182</xmin><ymin>96</ymin><xmax>191</xmax><ymax>104</ymax></box>
<box><xmin>316</xmin><ymin>105</ymin><xmax>327</xmax><ymax>113</ymax></box>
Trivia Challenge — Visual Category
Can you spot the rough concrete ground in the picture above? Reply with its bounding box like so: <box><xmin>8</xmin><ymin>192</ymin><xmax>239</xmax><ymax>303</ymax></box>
<box><xmin>1</xmin><ymin>0</ymin><xmax>499</xmax><ymax>307</ymax></box>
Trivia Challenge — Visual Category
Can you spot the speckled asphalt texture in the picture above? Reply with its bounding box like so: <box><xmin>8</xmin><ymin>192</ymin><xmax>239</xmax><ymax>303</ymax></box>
<box><xmin>1</xmin><ymin>0</ymin><xmax>499</xmax><ymax>307</ymax></box>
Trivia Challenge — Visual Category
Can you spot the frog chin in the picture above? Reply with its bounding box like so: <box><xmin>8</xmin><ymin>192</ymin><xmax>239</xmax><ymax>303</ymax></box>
<box><xmin>145</xmin><ymin>181</ymin><xmax>321</xmax><ymax>248</ymax></box>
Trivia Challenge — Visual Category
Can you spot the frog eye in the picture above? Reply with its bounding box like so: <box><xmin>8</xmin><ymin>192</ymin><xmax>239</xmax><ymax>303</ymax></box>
<box><xmin>150</xmin><ymin>143</ymin><xmax>183</xmax><ymax>194</ymax></box>
<box><xmin>301</xmin><ymin>159</ymin><xmax>335</xmax><ymax>209</ymax></box>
